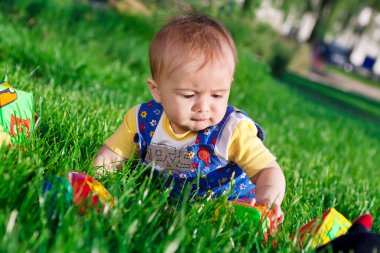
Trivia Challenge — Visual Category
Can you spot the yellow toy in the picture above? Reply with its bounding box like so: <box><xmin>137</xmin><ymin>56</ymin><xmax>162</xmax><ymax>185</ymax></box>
<box><xmin>298</xmin><ymin>208</ymin><xmax>351</xmax><ymax>249</ymax></box>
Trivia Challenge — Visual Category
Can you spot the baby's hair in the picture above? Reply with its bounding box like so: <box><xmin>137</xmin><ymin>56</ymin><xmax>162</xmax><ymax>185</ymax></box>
<box><xmin>149</xmin><ymin>12</ymin><xmax>237</xmax><ymax>81</ymax></box>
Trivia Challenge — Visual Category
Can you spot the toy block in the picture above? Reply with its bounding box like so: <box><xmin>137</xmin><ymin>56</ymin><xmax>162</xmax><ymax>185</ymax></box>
<box><xmin>298</xmin><ymin>208</ymin><xmax>351</xmax><ymax>249</ymax></box>
<box><xmin>0</xmin><ymin>81</ymin><xmax>34</xmax><ymax>145</ymax></box>
<box><xmin>215</xmin><ymin>201</ymin><xmax>274</xmax><ymax>242</ymax></box>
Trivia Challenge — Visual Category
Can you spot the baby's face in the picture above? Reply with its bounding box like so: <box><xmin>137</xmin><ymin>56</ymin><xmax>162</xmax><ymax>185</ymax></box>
<box><xmin>149</xmin><ymin>54</ymin><xmax>235</xmax><ymax>134</ymax></box>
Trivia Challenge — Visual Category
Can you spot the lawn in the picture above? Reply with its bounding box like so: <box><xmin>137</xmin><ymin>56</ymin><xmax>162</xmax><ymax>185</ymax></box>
<box><xmin>1</xmin><ymin>1</ymin><xmax>380</xmax><ymax>252</ymax></box>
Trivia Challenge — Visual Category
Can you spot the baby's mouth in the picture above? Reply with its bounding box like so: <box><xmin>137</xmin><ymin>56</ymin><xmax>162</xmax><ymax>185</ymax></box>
<box><xmin>191</xmin><ymin>118</ymin><xmax>209</xmax><ymax>122</ymax></box>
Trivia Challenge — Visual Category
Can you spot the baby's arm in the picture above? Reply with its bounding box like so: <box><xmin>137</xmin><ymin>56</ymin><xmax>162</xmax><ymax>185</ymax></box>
<box><xmin>250</xmin><ymin>160</ymin><xmax>285</xmax><ymax>205</ymax></box>
<box><xmin>250</xmin><ymin>160</ymin><xmax>286</xmax><ymax>222</ymax></box>
<box><xmin>227</xmin><ymin>119</ymin><xmax>285</xmax><ymax>222</ymax></box>
<box><xmin>94</xmin><ymin>145</ymin><xmax>127</xmax><ymax>174</ymax></box>
<box><xmin>94</xmin><ymin>105</ymin><xmax>139</xmax><ymax>175</ymax></box>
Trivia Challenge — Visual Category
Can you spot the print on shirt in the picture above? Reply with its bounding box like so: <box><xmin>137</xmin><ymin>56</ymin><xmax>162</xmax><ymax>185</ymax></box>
<box><xmin>145</xmin><ymin>142</ymin><xmax>193</xmax><ymax>174</ymax></box>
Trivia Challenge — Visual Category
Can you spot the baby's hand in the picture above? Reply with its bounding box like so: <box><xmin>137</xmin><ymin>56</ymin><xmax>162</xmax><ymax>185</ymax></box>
<box><xmin>270</xmin><ymin>204</ymin><xmax>284</xmax><ymax>225</ymax></box>
<box><xmin>250</xmin><ymin>198</ymin><xmax>284</xmax><ymax>226</ymax></box>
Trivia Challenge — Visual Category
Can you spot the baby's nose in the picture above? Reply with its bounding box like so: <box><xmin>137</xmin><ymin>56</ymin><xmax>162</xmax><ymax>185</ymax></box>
<box><xmin>194</xmin><ymin>96</ymin><xmax>209</xmax><ymax>112</ymax></box>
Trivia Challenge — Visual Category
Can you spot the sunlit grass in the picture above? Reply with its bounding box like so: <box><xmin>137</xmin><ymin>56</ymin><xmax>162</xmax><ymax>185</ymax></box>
<box><xmin>0</xmin><ymin>1</ymin><xmax>379</xmax><ymax>252</ymax></box>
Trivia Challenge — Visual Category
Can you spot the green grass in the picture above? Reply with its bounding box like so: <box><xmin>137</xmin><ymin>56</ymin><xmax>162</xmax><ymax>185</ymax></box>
<box><xmin>1</xmin><ymin>1</ymin><xmax>380</xmax><ymax>252</ymax></box>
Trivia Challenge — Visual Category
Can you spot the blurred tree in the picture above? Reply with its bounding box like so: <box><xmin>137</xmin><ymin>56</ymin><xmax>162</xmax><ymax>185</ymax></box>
<box><xmin>242</xmin><ymin>0</ymin><xmax>262</xmax><ymax>16</ymax></box>
<box><xmin>271</xmin><ymin>0</ymin><xmax>380</xmax><ymax>42</ymax></box>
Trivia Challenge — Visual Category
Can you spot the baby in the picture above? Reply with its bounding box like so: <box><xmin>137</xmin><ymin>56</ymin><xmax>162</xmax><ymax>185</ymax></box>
<box><xmin>94</xmin><ymin>13</ymin><xmax>286</xmax><ymax>222</ymax></box>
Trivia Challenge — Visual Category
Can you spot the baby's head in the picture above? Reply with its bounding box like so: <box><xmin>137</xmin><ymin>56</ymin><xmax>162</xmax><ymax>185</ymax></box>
<box><xmin>147</xmin><ymin>13</ymin><xmax>237</xmax><ymax>134</ymax></box>
<box><xmin>149</xmin><ymin>13</ymin><xmax>237</xmax><ymax>81</ymax></box>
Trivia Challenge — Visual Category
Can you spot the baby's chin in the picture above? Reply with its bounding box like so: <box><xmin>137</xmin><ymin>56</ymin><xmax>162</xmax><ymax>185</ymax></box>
<box><xmin>176</xmin><ymin>122</ymin><xmax>210</xmax><ymax>133</ymax></box>
<box><xmin>189</xmin><ymin>118</ymin><xmax>222</xmax><ymax>131</ymax></box>
<box><xmin>172</xmin><ymin>118</ymin><xmax>223</xmax><ymax>133</ymax></box>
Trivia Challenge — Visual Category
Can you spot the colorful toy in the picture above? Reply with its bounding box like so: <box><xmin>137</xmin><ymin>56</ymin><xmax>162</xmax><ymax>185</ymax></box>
<box><xmin>40</xmin><ymin>176</ymin><xmax>74</xmax><ymax>219</ymax></box>
<box><xmin>297</xmin><ymin>208</ymin><xmax>351</xmax><ymax>249</ymax></box>
<box><xmin>0</xmin><ymin>81</ymin><xmax>35</xmax><ymax>145</ymax></box>
<box><xmin>215</xmin><ymin>201</ymin><xmax>274</xmax><ymax>242</ymax></box>
<box><xmin>234</xmin><ymin>202</ymin><xmax>275</xmax><ymax>241</ymax></box>
<box><xmin>316</xmin><ymin>214</ymin><xmax>380</xmax><ymax>252</ymax></box>
<box><xmin>40</xmin><ymin>172</ymin><xmax>114</xmax><ymax>216</ymax></box>
<box><xmin>67</xmin><ymin>172</ymin><xmax>114</xmax><ymax>213</ymax></box>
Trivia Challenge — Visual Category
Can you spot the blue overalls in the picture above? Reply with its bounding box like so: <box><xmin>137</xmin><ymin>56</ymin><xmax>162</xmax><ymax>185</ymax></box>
<box><xmin>134</xmin><ymin>100</ymin><xmax>265</xmax><ymax>201</ymax></box>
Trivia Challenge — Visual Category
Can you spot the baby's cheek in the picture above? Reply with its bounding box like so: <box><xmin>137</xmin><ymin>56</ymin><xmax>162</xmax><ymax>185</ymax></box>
<box><xmin>211</xmin><ymin>115</ymin><xmax>222</xmax><ymax>126</ymax></box>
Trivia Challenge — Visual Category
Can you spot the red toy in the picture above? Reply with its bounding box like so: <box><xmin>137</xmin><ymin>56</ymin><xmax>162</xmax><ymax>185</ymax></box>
<box><xmin>68</xmin><ymin>172</ymin><xmax>114</xmax><ymax>213</ymax></box>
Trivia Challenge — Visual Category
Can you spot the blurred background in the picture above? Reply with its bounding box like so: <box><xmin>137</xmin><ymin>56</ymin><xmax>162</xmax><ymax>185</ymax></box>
<box><xmin>91</xmin><ymin>0</ymin><xmax>380</xmax><ymax>116</ymax></box>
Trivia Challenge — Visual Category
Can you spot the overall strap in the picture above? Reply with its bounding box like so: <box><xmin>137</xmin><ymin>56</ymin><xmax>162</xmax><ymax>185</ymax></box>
<box><xmin>136</xmin><ymin>100</ymin><xmax>163</xmax><ymax>160</ymax></box>
<box><xmin>195</xmin><ymin>106</ymin><xmax>265</xmax><ymax>145</ymax></box>
<box><xmin>195</xmin><ymin>105</ymin><xmax>236</xmax><ymax>145</ymax></box>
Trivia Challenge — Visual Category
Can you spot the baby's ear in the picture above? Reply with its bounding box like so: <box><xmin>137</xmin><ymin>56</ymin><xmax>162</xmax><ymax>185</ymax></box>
<box><xmin>147</xmin><ymin>78</ymin><xmax>161</xmax><ymax>103</ymax></box>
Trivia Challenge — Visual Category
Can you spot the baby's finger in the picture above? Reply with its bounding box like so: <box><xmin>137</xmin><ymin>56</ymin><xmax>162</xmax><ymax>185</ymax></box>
<box><xmin>272</xmin><ymin>205</ymin><xmax>284</xmax><ymax>225</ymax></box>
<box><xmin>277</xmin><ymin>213</ymin><xmax>284</xmax><ymax>224</ymax></box>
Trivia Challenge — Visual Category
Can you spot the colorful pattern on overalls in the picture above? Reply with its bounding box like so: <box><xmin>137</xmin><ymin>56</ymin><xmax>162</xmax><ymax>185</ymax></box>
<box><xmin>135</xmin><ymin>100</ymin><xmax>265</xmax><ymax>201</ymax></box>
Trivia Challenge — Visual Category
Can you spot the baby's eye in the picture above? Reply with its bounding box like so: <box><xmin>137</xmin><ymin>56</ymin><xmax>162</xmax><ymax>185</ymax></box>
<box><xmin>183</xmin><ymin>94</ymin><xmax>194</xmax><ymax>98</ymax></box>
<box><xmin>211</xmin><ymin>94</ymin><xmax>222</xmax><ymax>98</ymax></box>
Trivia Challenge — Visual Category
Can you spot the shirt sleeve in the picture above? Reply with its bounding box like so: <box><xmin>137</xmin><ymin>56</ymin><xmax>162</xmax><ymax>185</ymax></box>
<box><xmin>228</xmin><ymin>120</ymin><xmax>276</xmax><ymax>178</ymax></box>
<box><xmin>104</xmin><ymin>105</ymin><xmax>139</xmax><ymax>159</ymax></box>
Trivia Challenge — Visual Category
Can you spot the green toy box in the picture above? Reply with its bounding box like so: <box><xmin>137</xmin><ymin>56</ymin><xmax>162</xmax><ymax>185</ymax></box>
<box><xmin>0</xmin><ymin>81</ymin><xmax>35</xmax><ymax>145</ymax></box>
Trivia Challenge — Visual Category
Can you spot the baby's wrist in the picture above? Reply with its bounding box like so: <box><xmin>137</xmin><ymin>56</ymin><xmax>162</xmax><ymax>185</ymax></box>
<box><xmin>254</xmin><ymin>195</ymin><xmax>282</xmax><ymax>207</ymax></box>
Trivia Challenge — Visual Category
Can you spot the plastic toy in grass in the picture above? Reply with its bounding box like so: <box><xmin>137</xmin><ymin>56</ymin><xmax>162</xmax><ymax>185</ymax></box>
<box><xmin>316</xmin><ymin>213</ymin><xmax>380</xmax><ymax>253</ymax></box>
<box><xmin>68</xmin><ymin>172</ymin><xmax>114</xmax><ymax>214</ymax></box>
<box><xmin>0</xmin><ymin>81</ymin><xmax>35</xmax><ymax>145</ymax></box>
<box><xmin>233</xmin><ymin>202</ymin><xmax>274</xmax><ymax>241</ymax></box>
<box><xmin>215</xmin><ymin>201</ymin><xmax>274</xmax><ymax>242</ymax></box>
<box><xmin>40</xmin><ymin>176</ymin><xmax>74</xmax><ymax>219</ymax></box>
<box><xmin>297</xmin><ymin>208</ymin><xmax>351</xmax><ymax>249</ymax></box>
<box><xmin>40</xmin><ymin>172</ymin><xmax>114</xmax><ymax>216</ymax></box>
